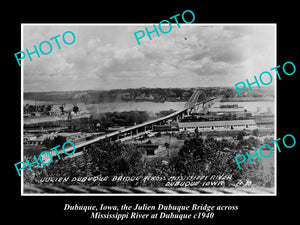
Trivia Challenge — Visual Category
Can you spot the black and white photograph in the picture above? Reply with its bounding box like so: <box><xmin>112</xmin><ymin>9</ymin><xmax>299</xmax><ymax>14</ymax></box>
<box><xmin>21</xmin><ymin>24</ymin><xmax>276</xmax><ymax>195</ymax></box>
<box><xmin>5</xmin><ymin>4</ymin><xmax>299</xmax><ymax>224</ymax></box>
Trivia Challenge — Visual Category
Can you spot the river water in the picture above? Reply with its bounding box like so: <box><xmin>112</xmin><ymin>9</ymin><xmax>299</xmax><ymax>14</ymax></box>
<box><xmin>24</xmin><ymin>100</ymin><xmax>274</xmax><ymax>114</ymax></box>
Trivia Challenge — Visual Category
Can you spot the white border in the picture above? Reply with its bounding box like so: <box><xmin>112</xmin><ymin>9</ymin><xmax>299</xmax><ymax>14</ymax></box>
<box><xmin>21</xmin><ymin>23</ymin><xmax>277</xmax><ymax>196</ymax></box>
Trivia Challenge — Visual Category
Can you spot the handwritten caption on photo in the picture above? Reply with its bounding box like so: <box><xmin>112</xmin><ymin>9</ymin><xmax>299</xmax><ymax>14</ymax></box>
<box><xmin>38</xmin><ymin>174</ymin><xmax>233</xmax><ymax>187</ymax></box>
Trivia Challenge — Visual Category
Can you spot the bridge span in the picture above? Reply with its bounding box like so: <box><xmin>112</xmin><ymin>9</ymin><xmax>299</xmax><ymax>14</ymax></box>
<box><xmin>59</xmin><ymin>96</ymin><xmax>221</xmax><ymax>155</ymax></box>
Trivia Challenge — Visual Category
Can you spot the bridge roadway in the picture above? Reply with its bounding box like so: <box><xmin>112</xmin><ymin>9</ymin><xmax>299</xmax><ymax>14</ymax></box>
<box><xmin>60</xmin><ymin>96</ymin><xmax>221</xmax><ymax>155</ymax></box>
<box><xmin>185</xmin><ymin>90</ymin><xmax>204</xmax><ymax>108</ymax></box>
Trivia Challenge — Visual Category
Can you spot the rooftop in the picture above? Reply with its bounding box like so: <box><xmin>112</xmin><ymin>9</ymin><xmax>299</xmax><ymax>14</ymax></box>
<box><xmin>178</xmin><ymin>120</ymin><xmax>256</xmax><ymax>128</ymax></box>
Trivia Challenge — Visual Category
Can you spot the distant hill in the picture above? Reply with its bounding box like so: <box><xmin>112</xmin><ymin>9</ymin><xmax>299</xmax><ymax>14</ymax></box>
<box><xmin>24</xmin><ymin>86</ymin><xmax>274</xmax><ymax>104</ymax></box>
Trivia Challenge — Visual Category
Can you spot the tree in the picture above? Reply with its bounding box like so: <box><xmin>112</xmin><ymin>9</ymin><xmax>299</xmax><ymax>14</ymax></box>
<box><xmin>237</xmin><ymin>131</ymin><xmax>247</xmax><ymax>141</ymax></box>
<box><xmin>27</xmin><ymin>140</ymin><xmax>145</xmax><ymax>186</ymax></box>
<box><xmin>53</xmin><ymin>136</ymin><xmax>67</xmax><ymax>146</ymax></box>
<box><xmin>82</xmin><ymin>141</ymin><xmax>144</xmax><ymax>186</ymax></box>
<box><xmin>43</xmin><ymin>138</ymin><xmax>53</xmax><ymax>148</ymax></box>
<box><xmin>59</xmin><ymin>105</ymin><xmax>64</xmax><ymax>114</ymax></box>
<box><xmin>43</xmin><ymin>135</ymin><xmax>67</xmax><ymax>148</ymax></box>
<box><xmin>252</xmin><ymin>129</ymin><xmax>259</xmax><ymax>137</ymax></box>
<box><xmin>46</xmin><ymin>105</ymin><xmax>52</xmax><ymax>112</ymax></box>
<box><xmin>73</xmin><ymin>105</ymin><xmax>79</xmax><ymax>114</ymax></box>
<box><xmin>173</xmin><ymin>138</ymin><xmax>206</xmax><ymax>175</ymax></box>
<box><xmin>28</xmin><ymin>105</ymin><xmax>36</xmax><ymax>112</ymax></box>
<box><xmin>222</xmin><ymin>88</ymin><xmax>235</xmax><ymax>99</ymax></box>
<box><xmin>172</xmin><ymin>137</ymin><xmax>249</xmax><ymax>186</ymax></box>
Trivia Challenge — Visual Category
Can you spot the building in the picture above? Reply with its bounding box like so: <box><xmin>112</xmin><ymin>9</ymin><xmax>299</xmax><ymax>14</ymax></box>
<box><xmin>208</xmin><ymin>107</ymin><xmax>247</xmax><ymax>117</ymax></box>
<box><xmin>254</xmin><ymin>117</ymin><xmax>274</xmax><ymax>126</ymax></box>
<box><xmin>56</xmin><ymin>132</ymin><xmax>94</xmax><ymax>144</ymax></box>
<box><xmin>153</xmin><ymin>124</ymin><xmax>178</xmax><ymax>132</ymax></box>
<box><xmin>107</xmin><ymin>126</ymin><xmax>126</xmax><ymax>132</ymax></box>
<box><xmin>178</xmin><ymin>120</ymin><xmax>257</xmax><ymax>132</ymax></box>
<box><xmin>24</xmin><ymin>134</ymin><xmax>39</xmax><ymax>145</ymax></box>
<box><xmin>24</xmin><ymin>133</ymin><xmax>57</xmax><ymax>145</ymax></box>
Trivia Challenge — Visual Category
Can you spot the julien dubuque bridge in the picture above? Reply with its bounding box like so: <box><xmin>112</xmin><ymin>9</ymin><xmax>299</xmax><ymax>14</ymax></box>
<box><xmin>59</xmin><ymin>92</ymin><xmax>222</xmax><ymax>156</ymax></box>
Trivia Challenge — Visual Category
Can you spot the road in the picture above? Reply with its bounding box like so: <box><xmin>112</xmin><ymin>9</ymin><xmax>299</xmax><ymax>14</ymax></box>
<box><xmin>56</xmin><ymin>96</ymin><xmax>221</xmax><ymax>155</ymax></box>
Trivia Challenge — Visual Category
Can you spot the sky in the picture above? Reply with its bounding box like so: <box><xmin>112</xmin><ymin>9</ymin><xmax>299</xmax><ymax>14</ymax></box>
<box><xmin>22</xmin><ymin>24</ymin><xmax>276</xmax><ymax>92</ymax></box>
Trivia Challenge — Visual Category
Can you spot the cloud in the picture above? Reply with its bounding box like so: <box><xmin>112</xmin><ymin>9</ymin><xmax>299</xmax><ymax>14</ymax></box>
<box><xmin>23</xmin><ymin>24</ymin><xmax>275</xmax><ymax>91</ymax></box>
